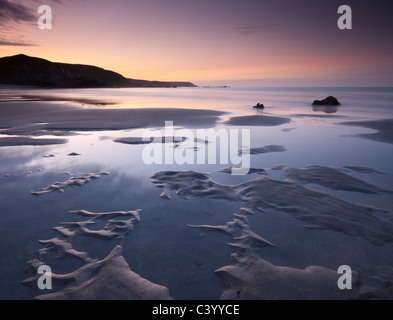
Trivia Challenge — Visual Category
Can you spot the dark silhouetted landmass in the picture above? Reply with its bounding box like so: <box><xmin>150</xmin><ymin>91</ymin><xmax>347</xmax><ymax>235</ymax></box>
<box><xmin>0</xmin><ymin>54</ymin><xmax>196</xmax><ymax>88</ymax></box>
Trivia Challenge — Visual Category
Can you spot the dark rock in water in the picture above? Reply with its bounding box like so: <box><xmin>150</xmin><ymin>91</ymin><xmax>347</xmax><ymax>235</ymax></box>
<box><xmin>253</xmin><ymin>103</ymin><xmax>265</xmax><ymax>109</ymax></box>
<box><xmin>312</xmin><ymin>96</ymin><xmax>341</xmax><ymax>106</ymax></box>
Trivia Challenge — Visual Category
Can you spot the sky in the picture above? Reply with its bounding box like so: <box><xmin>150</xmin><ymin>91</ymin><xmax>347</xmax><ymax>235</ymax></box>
<box><xmin>0</xmin><ymin>0</ymin><xmax>393</xmax><ymax>86</ymax></box>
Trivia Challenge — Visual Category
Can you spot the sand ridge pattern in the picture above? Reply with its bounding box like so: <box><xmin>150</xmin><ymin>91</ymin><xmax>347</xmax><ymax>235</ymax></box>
<box><xmin>210</xmin><ymin>213</ymin><xmax>364</xmax><ymax>300</ymax></box>
<box><xmin>23</xmin><ymin>209</ymin><xmax>172</xmax><ymax>300</ymax></box>
<box><xmin>30</xmin><ymin>172</ymin><xmax>110</xmax><ymax>196</ymax></box>
<box><xmin>151</xmin><ymin>167</ymin><xmax>393</xmax><ymax>245</ymax></box>
<box><xmin>191</xmin><ymin>212</ymin><xmax>386</xmax><ymax>299</ymax></box>
<box><xmin>218</xmin><ymin>167</ymin><xmax>267</xmax><ymax>175</ymax></box>
<box><xmin>22</xmin><ymin>165</ymin><xmax>393</xmax><ymax>300</ymax></box>
<box><xmin>239</xmin><ymin>144</ymin><xmax>287</xmax><ymax>156</ymax></box>
<box><xmin>151</xmin><ymin>170</ymin><xmax>240</xmax><ymax>201</ymax></box>
<box><xmin>151</xmin><ymin>167</ymin><xmax>393</xmax><ymax>299</ymax></box>
<box><xmin>239</xmin><ymin>176</ymin><xmax>393</xmax><ymax>245</ymax></box>
<box><xmin>283</xmin><ymin>165</ymin><xmax>392</xmax><ymax>194</ymax></box>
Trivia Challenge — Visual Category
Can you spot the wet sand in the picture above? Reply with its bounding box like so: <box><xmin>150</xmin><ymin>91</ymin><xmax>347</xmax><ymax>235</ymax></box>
<box><xmin>339</xmin><ymin>119</ymin><xmax>393</xmax><ymax>144</ymax></box>
<box><xmin>0</xmin><ymin>101</ymin><xmax>225</xmax><ymax>145</ymax></box>
<box><xmin>1</xmin><ymin>92</ymin><xmax>392</xmax><ymax>300</ymax></box>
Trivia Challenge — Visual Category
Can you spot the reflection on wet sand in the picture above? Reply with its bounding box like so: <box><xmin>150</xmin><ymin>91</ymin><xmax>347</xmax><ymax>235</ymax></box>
<box><xmin>0</xmin><ymin>87</ymin><xmax>392</xmax><ymax>300</ymax></box>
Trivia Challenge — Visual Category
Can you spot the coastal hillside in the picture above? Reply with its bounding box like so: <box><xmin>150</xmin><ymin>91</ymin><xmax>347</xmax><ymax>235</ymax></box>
<box><xmin>0</xmin><ymin>54</ymin><xmax>196</xmax><ymax>88</ymax></box>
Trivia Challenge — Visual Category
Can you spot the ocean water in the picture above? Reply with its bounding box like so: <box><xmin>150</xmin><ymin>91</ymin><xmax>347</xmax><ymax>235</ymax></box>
<box><xmin>2</xmin><ymin>86</ymin><xmax>393</xmax><ymax>114</ymax></box>
<box><xmin>0</xmin><ymin>86</ymin><xmax>392</xmax><ymax>300</ymax></box>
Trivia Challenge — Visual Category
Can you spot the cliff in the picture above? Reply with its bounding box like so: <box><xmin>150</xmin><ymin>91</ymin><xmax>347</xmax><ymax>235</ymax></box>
<box><xmin>0</xmin><ymin>54</ymin><xmax>196</xmax><ymax>88</ymax></box>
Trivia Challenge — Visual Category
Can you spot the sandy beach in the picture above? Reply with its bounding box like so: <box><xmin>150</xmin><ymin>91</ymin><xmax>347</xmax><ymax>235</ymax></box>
<box><xmin>1</xmin><ymin>87</ymin><xmax>393</xmax><ymax>300</ymax></box>
<box><xmin>1</xmin><ymin>0</ymin><xmax>393</xmax><ymax>305</ymax></box>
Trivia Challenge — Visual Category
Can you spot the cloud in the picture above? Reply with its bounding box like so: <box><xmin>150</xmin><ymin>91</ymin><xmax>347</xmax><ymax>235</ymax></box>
<box><xmin>234</xmin><ymin>23</ymin><xmax>283</xmax><ymax>35</ymax></box>
<box><xmin>0</xmin><ymin>39</ymin><xmax>36</xmax><ymax>46</ymax></box>
<box><xmin>0</xmin><ymin>0</ymin><xmax>35</xmax><ymax>24</ymax></box>
<box><xmin>0</xmin><ymin>0</ymin><xmax>84</xmax><ymax>49</ymax></box>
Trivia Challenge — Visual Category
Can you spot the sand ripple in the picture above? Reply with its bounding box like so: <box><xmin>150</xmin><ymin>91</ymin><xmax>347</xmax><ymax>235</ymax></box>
<box><xmin>30</xmin><ymin>172</ymin><xmax>109</xmax><ymax>196</ymax></box>
<box><xmin>151</xmin><ymin>168</ymin><xmax>393</xmax><ymax>299</ymax></box>
<box><xmin>283</xmin><ymin>165</ymin><xmax>392</xmax><ymax>194</ymax></box>
<box><xmin>152</xmin><ymin>168</ymin><xmax>393</xmax><ymax>245</ymax></box>
<box><xmin>151</xmin><ymin>170</ymin><xmax>239</xmax><ymax>201</ymax></box>
<box><xmin>23</xmin><ymin>209</ymin><xmax>172</xmax><ymax>300</ymax></box>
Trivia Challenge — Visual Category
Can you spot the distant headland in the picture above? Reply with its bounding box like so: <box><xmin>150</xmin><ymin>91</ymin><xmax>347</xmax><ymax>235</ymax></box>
<box><xmin>0</xmin><ymin>54</ymin><xmax>196</xmax><ymax>89</ymax></box>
